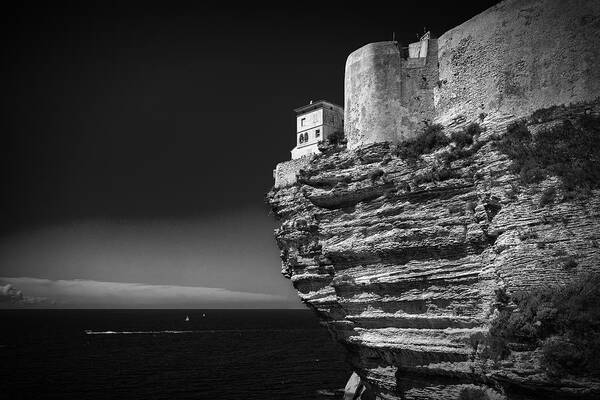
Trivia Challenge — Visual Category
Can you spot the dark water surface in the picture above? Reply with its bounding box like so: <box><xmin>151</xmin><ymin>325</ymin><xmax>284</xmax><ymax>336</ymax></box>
<box><xmin>0</xmin><ymin>309</ymin><xmax>351</xmax><ymax>399</ymax></box>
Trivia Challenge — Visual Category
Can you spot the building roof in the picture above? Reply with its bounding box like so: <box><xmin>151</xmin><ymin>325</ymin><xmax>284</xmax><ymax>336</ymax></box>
<box><xmin>294</xmin><ymin>100</ymin><xmax>343</xmax><ymax>114</ymax></box>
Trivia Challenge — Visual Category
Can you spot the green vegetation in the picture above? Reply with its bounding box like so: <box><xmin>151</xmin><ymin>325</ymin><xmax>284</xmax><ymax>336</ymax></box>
<box><xmin>412</xmin><ymin>165</ymin><xmax>460</xmax><ymax>185</ymax></box>
<box><xmin>497</xmin><ymin>115</ymin><xmax>600</xmax><ymax>196</ymax></box>
<box><xmin>518</xmin><ymin>230</ymin><xmax>538</xmax><ymax>241</ymax></box>
<box><xmin>439</xmin><ymin>122</ymin><xmax>485</xmax><ymax>164</ymax></box>
<box><xmin>395</xmin><ymin>123</ymin><xmax>447</xmax><ymax>160</ymax></box>
<box><xmin>553</xmin><ymin>255</ymin><xmax>578</xmax><ymax>271</ymax></box>
<box><xmin>538</xmin><ymin>186</ymin><xmax>556</xmax><ymax>207</ymax></box>
<box><xmin>317</xmin><ymin>130</ymin><xmax>347</xmax><ymax>155</ymax></box>
<box><xmin>487</xmin><ymin>272</ymin><xmax>600</xmax><ymax>377</ymax></box>
<box><xmin>450</xmin><ymin>122</ymin><xmax>481</xmax><ymax>148</ymax></box>
<box><xmin>327</xmin><ymin>130</ymin><xmax>346</xmax><ymax>146</ymax></box>
<box><xmin>465</xmin><ymin>201</ymin><xmax>476</xmax><ymax>214</ymax></box>
<box><xmin>332</xmin><ymin>274</ymin><xmax>356</xmax><ymax>286</ymax></box>
<box><xmin>458</xmin><ymin>387</ymin><xmax>494</xmax><ymax>400</ymax></box>
<box><xmin>447</xmin><ymin>204</ymin><xmax>465</xmax><ymax>215</ymax></box>
<box><xmin>394</xmin><ymin>122</ymin><xmax>484</xmax><ymax>163</ymax></box>
<box><xmin>504</xmin><ymin>183</ymin><xmax>520</xmax><ymax>200</ymax></box>
<box><xmin>370</xmin><ymin>168</ymin><xmax>385</xmax><ymax>182</ymax></box>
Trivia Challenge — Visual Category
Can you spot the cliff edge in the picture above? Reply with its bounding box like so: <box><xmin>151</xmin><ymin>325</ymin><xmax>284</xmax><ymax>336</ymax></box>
<box><xmin>268</xmin><ymin>102</ymin><xmax>600</xmax><ymax>399</ymax></box>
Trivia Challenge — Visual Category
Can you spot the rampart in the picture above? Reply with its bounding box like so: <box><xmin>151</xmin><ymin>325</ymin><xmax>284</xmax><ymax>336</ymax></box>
<box><xmin>435</xmin><ymin>0</ymin><xmax>600</xmax><ymax>126</ymax></box>
<box><xmin>273</xmin><ymin>156</ymin><xmax>311</xmax><ymax>189</ymax></box>
<box><xmin>344</xmin><ymin>0</ymin><xmax>600</xmax><ymax>148</ymax></box>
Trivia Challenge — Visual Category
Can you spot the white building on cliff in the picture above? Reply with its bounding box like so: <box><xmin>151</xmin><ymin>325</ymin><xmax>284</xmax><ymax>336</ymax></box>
<box><xmin>291</xmin><ymin>100</ymin><xmax>343</xmax><ymax>159</ymax></box>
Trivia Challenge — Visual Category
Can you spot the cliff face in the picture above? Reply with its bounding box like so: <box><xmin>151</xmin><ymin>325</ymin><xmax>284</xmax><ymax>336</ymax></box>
<box><xmin>267</xmin><ymin>103</ymin><xmax>600</xmax><ymax>399</ymax></box>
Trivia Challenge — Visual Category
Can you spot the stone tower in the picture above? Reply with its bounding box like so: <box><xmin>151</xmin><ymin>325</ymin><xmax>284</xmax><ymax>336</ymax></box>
<box><xmin>344</xmin><ymin>33</ymin><xmax>437</xmax><ymax>150</ymax></box>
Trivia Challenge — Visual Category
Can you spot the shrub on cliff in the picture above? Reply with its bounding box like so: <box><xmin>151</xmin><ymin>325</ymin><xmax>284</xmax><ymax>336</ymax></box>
<box><xmin>497</xmin><ymin>114</ymin><xmax>600</xmax><ymax>194</ymax></box>
<box><xmin>538</xmin><ymin>186</ymin><xmax>556</xmax><ymax>207</ymax></box>
<box><xmin>327</xmin><ymin>130</ymin><xmax>346</xmax><ymax>146</ymax></box>
<box><xmin>488</xmin><ymin>272</ymin><xmax>600</xmax><ymax>377</ymax></box>
<box><xmin>370</xmin><ymin>168</ymin><xmax>385</xmax><ymax>182</ymax></box>
<box><xmin>437</xmin><ymin>122</ymin><xmax>484</xmax><ymax>164</ymax></box>
<box><xmin>396</xmin><ymin>123</ymin><xmax>447</xmax><ymax>160</ymax></box>
<box><xmin>332</xmin><ymin>274</ymin><xmax>356</xmax><ymax>286</ymax></box>
<box><xmin>317</xmin><ymin>130</ymin><xmax>347</xmax><ymax>155</ymax></box>
<box><xmin>450</xmin><ymin>122</ymin><xmax>482</xmax><ymax>147</ymax></box>
<box><xmin>458</xmin><ymin>387</ymin><xmax>498</xmax><ymax>400</ymax></box>
<box><xmin>395</xmin><ymin>122</ymin><xmax>483</xmax><ymax>163</ymax></box>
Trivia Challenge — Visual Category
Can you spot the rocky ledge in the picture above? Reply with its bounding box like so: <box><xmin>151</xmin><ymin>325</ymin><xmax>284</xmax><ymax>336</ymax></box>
<box><xmin>267</xmin><ymin>101</ymin><xmax>600</xmax><ymax>400</ymax></box>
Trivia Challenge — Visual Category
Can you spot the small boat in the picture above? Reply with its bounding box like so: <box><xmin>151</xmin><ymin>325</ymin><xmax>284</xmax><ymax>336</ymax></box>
<box><xmin>185</xmin><ymin>315</ymin><xmax>190</xmax><ymax>322</ymax></box>
<box><xmin>202</xmin><ymin>313</ymin><xmax>206</xmax><ymax>317</ymax></box>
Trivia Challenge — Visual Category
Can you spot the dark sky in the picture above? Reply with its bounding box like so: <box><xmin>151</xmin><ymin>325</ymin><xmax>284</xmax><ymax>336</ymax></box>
<box><xmin>0</xmin><ymin>1</ymin><xmax>501</xmax><ymax>308</ymax></box>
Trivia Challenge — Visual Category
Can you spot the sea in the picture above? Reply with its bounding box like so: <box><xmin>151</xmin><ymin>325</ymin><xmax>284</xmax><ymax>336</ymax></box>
<box><xmin>0</xmin><ymin>309</ymin><xmax>352</xmax><ymax>399</ymax></box>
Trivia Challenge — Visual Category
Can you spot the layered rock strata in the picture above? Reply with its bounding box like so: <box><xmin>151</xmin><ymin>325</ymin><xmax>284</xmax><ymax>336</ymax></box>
<box><xmin>267</xmin><ymin>102</ymin><xmax>600</xmax><ymax>399</ymax></box>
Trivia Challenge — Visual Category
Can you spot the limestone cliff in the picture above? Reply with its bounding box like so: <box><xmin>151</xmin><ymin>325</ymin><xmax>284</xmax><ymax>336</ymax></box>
<box><xmin>267</xmin><ymin>102</ymin><xmax>600</xmax><ymax>399</ymax></box>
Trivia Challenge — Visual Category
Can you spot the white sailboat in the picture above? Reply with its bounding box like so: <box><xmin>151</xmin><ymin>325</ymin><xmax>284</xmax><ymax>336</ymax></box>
<box><xmin>185</xmin><ymin>315</ymin><xmax>190</xmax><ymax>322</ymax></box>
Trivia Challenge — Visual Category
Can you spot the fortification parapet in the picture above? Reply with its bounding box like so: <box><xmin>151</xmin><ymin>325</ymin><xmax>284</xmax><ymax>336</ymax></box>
<box><xmin>434</xmin><ymin>0</ymin><xmax>600</xmax><ymax>126</ymax></box>
<box><xmin>344</xmin><ymin>42</ymin><xmax>406</xmax><ymax>149</ymax></box>
<box><xmin>343</xmin><ymin>0</ymin><xmax>600</xmax><ymax>148</ymax></box>
<box><xmin>273</xmin><ymin>157</ymin><xmax>311</xmax><ymax>189</ymax></box>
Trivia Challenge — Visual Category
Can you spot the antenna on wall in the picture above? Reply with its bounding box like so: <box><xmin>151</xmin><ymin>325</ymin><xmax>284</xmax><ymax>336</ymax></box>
<box><xmin>392</xmin><ymin>31</ymin><xmax>396</xmax><ymax>42</ymax></box>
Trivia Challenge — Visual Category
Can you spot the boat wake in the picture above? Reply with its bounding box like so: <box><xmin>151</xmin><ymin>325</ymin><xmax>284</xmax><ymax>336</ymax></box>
<box><xmin>84</xmin><ymin>330</ymin><xmax>199</xmax><ymax>335</ymax></box>
<box><xmin>84</xmin><ymin>328</ymin><xmax>312</xmax><ymax>335</ymax></box>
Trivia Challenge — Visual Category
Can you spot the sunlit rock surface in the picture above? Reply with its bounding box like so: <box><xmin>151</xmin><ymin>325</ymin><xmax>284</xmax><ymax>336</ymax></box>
<box><xmin>267</xmin><ymin>102</ymin><xmax>600</xmax><ymax>399</ymax></box>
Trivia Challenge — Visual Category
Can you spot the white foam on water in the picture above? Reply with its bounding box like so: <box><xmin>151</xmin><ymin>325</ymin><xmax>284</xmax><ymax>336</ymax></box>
<box><xmin>84</xmin><ymin>330</ymin><xmax>199</xmax><ymax>335</ymax></box>
<box><xmin>84</xmin><ymin>328</ymin><xmax>311</xmax><ymax>335</ymax></box>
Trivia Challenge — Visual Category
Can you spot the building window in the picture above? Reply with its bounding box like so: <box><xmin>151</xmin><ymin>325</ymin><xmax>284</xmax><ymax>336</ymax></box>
<box><xmin>304</xmin><ymin>132</ymin><xmax>308</xmax><ymax>142</ymax></box>
<box><xmin>315</xmin><ymin>129</ymin><xmax>320</xmax><ymax>137</ymax></box>
<box><xmin>300</xmin><ymin>117</ymin><xmax>306</xmax><ymax>127</ymax></box>
<box><xmin>299</xmin><ymin>134</ymin><xmax>304</xmax><ymax>144</ymax></box>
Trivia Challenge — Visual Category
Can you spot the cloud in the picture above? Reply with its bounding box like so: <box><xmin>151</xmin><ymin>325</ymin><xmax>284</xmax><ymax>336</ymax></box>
<box><xmin>0</xmin><ymin>283</ymin><xmax>23</xmax><ymax>302</ymax></box>
<box><xmin>0</xmin><ymin>277</ymin><xmax>291</xmax><ymax>308</ymax></box>
<box><xmin>0</xmin><ymin>282</ymin><xmax>50</xmax><ymax>306</ymax></box>
<box><xmin>0</xmin><ymin>215</ymin><xmax>296</xmax><ymax>302</ymax></box>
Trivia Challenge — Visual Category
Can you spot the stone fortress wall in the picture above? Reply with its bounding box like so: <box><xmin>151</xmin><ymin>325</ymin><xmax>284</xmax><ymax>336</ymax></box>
<box><xmin>275</xmin><ymin>0</ymin><xmax>600</xmax><ymax>187</ymax></box>
<box><xmin>345</xmin><ymin>0</ymin><xmax>600</xmax><ymax>148</ymax></box>
<box><xmin>273</xmin><ymin>156</ymin><xmax>311</xmax><ymax>189</ymax></box>
<box><xmin>344</xmin><ymin>37</ymin><xmax>438</xmax><ymax>150</ymax></box>
<box><xmin>435</xmin><ymin>0</ymin><xmax>600</xmax><ymax>126</ymax></box>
